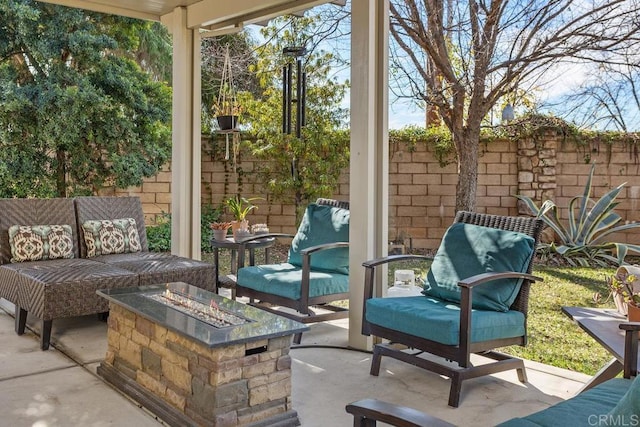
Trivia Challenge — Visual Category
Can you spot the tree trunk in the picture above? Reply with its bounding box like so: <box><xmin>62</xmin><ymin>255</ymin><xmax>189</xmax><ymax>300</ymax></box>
<box><xmin>453</xmin><ymin>128</ymin><xmax>479</xmax><ymax>213</ymax></box>
<box><xmin>56</xmin><ymin>150</ymin><xmax>67</xmax><ymax>197</ymax></box>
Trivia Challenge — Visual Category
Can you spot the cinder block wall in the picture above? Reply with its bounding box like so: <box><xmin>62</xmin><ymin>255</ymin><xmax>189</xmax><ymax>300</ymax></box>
<box><xmin>110</xmin><ymin>134</ymin><xmax>640</xmax><ymax>250</ymax></box>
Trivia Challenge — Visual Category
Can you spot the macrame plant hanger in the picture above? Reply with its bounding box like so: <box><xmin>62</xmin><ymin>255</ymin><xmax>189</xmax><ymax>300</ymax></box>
<box><xmin>218</xmin><ymin>44</ymin><xmax>240</xmax><ymax>171</ymax></box>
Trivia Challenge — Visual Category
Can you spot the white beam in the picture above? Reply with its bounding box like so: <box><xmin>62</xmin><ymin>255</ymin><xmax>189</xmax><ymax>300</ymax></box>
<box><xmin>348</xmin><ymin>0</ymin><xmax>389</xmax><ymax>350</ymax></box>
<box><xmin>169</xmin><ymin>7</ymin><xmax>201</xmax><ymax>259</ymax></box>
<box><xmin>36</xmin><ymin>0</ymin><xmax>160</xmax><ymax>21</ymax></box>
<box><xmin>187</xmin><ymin>0</ymin><xmax>332</xmax><ymax>29</ymax></box>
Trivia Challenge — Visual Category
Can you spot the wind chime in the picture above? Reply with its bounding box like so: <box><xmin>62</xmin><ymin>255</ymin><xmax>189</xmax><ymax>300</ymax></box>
<box><xmin>282</xmin><ymin>46</ymin><xmax>307</xmax><ymax>180</ymax></box>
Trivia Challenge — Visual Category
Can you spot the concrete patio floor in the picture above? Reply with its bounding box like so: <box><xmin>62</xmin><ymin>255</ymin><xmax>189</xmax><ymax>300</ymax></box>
<box><xmin>0</xmin><ymin>297</ymin><xmax>592</xmax><ymax>427</ymax></box>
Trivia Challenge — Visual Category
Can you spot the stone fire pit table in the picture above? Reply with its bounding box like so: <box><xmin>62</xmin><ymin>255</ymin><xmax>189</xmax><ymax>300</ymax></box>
<box><xmin>96</xmin><ymin>282</ymin><xmax>308</xmax><ymax>427</ymax></box>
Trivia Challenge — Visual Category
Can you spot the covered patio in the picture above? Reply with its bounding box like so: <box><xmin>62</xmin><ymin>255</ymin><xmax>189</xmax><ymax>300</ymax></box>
<box><xmin>0</xmin><ymin>298</ymin><xmax>590</xmax><ymax>426</ymax></box>
<box><xmin>37</xmin><ymin>0</ymin><xmax>389</xmax><ymax>352</ymax></box>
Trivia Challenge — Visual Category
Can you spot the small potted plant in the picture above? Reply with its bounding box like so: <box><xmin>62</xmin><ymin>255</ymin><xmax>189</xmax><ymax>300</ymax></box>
<box><xmin>213</xmin><ymin>98</ymin><xmax>242</xmax><ymax>130</ymax></box>
<box><xmin>210</xmin><ymin>221</ymin><xmax>232</xmax><ymax>241</ymax></box>
<box><xmin>214</xmin><ymin>46</ymin><xmax>241</xmax><ymax>131</ymax></box>
<box><xmin>599</xmin><ymin>268</ymin><xmax>640</xmax><ymax>320</ymax></box>
<box><xmin>225</xmin><ymin>196</ymin><xmax>261</xmax><ymax>239</ymax></box>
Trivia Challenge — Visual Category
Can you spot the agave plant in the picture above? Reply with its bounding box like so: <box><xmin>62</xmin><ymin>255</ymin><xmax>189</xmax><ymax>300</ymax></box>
<box><xmin>516</xmin><ymin>163</ymin><xmax>640</xmax><ymax>267</ymax></box>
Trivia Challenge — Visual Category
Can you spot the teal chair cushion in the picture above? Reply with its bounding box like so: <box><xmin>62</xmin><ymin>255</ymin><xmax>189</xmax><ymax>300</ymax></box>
<box><xmin>237</xmin><ymin>263</ymin><xmax>349</xmax><ymax>300</ymax></box>
<box><xmin>365</xmin><ymin>296</ymin><xmax>525</xmax><ymax>345</ymax></box>
<box><xmin>498</xmin><ymin>377</ymin><xmax>633</xmax><ymax>426</ymax></box>
<box><xmin>288</xmin><ymin>203</ymin><xmax>350</xmax><ymax>274</ymax></box>
<box><xmin>607</xmin><ymin>375</ymin><xmax>640</xmax><ymax>418</ymax></box>
<box><xmin>424</xmin><ymin>223</ymin><xmax>535</xmax><ymax>312</ymax></box>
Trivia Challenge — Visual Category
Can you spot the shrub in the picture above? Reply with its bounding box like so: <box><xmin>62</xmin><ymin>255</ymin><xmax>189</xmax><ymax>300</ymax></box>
<box><xmin>516</xmin><ymin>163</ymin><xmax>640</xmax><ymax>267</ymax></box>
<box><xmin>147</xmin><ymin>213</ymin><xmax>171</xmax><ymax>252</ymax></box>
<box><xmin>146</xmin><ymin>204</ymin><xmax>223</xmax><ymax>253</ymax></box>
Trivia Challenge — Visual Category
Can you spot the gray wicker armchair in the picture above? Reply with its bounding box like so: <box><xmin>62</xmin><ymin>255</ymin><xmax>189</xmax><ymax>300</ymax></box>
<box><xmin>362</xmin><ymin>211</ymin><xmax>544</xmax><ymax>407</ymax></box>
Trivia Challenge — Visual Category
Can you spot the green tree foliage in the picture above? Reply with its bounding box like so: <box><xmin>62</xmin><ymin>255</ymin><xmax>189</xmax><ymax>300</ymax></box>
<box><xmin>0</xmin><ymin>1</ymin><xmax>172</xmax><ymax>197</ymax></box>
<box><xmin>240</xmin><ymin>16</ymin><xmax>350</xmax><ymax>218</ymax></box>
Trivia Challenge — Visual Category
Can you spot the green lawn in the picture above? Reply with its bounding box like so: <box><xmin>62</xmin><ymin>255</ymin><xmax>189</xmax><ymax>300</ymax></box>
<box><xmin>500</xmin><ymin>266</ymin><xmax>615</xmax><ymax>375</ymax></box>
<box><xmin>205</xmin><ymin>248</ymin><xmax>617</xmax><ymax>376</ymax></box>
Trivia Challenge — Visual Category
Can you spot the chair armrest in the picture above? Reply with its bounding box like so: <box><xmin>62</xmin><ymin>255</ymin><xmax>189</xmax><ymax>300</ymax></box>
<box><xmin>362</xmin><ymin>254</ymin><xmax>431</xmax><ymax>269</ymax></box>
<box><xmin>458</xmin><ymin>272</ymin><xmax>543</xmax><ymax>289</ymax></box>
<box><xmin>619</xmin><ymin>322</ymin><xmax>640</xmax><ymax>378</ymax></box>
<box><xmin>301</xmin><ymin>241</ymin><xmax>349</xmax><ymax>255</ymax></box>
<box><xmin>345</xmin><ymin>399</ymin><xmax>454</xmax><ymax>427</ymax></box>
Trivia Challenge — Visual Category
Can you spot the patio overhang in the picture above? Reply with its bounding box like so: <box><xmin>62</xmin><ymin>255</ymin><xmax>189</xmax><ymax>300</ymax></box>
<box><xmin>33</xmin><ymin>0</ymin><xmax>389</xmax><ymax>350</ymax></box>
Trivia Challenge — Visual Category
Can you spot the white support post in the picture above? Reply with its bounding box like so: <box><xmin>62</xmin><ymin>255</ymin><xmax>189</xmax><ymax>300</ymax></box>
<box><xmin>169</xmin><ymin>7</ymin><xmax>202</xmax><ymax>259</ymax></box>
<box><xmin>348</xmin><ymin>0</ymin><xmax>389</xmax><ymax>350</ymax></box>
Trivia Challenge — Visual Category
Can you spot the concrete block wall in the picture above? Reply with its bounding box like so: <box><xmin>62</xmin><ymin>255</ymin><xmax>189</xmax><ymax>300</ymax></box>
<box><xmin>115</xmin><ymin>134</ymin><xmax>640</xmax><ymax>250</ymax></box>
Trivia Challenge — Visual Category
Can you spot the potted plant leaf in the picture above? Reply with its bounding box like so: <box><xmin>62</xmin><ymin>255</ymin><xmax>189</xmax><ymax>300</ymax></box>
<box><xmin>225</xmin><ymin>196</ymin><xmax>261</xmax><ymax>239</ymax></box>
<box><xmin>596</xmin><ymin>266</ymin><xmax>640</xmax><ymax>320</ymax></box>
<box><xmin>210</xmin><ymin>221</ymin><xmax>232</xmax><ymax>241</ymax></box>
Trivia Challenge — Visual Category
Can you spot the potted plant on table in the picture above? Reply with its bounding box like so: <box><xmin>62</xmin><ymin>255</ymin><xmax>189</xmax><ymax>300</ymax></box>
<box><xmin>603</xmin><ymin>267</ymin><xmax>640</xmax><ymax>321</ymax></box>
<box><xmin>225</xmin><ymin>196</ymin><xmax>261</xmax><ymax>239</ymax></box>
<box><xmin>210</xmin><ymin>221</ymin><xmax>232</xmax><ymax>241</ymax></box>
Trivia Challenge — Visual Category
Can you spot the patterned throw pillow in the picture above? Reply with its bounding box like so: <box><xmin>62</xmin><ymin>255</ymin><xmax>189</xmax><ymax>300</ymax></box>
<box><xmin>82</xmin><ymin>218</ymin><xmax>142</xmax><ymax>257</ymax></box>
<box><xmin>9</xmin><ymin>224</ymin><xmax>75</xmax><ymax>263</ymax></box>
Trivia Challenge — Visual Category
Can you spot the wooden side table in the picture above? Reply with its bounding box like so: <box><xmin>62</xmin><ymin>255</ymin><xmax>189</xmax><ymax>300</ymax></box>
<box><xmin>210</xmin><ymin>236</ymin><xmax>275</xmax><ymax>298</ymax></box>
<box><xmin>562</xmin><ymin>306</ymin><xmax>640</xmax><ymax>392</ymax></box>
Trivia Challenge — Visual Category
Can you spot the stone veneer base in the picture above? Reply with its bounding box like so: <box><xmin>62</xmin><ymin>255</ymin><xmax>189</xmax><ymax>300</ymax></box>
<box><xmin>98</xmin><ymin>364</ymin><xmax>300</xmax><ymax>427</ymax></box>
<box><xmin>99</xmin><ymin>302</ymin><xmax>302</xmax><ymax>427</ymax></box>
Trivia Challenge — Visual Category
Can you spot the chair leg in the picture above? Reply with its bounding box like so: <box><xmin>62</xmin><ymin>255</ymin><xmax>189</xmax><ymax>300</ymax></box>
<box><xmin>97</xmin><ymin>312</ymin><xmax>109</xmax><ymax>322</ymax></box>
<box><xmin>370</xmin><ymin>345</ymin><xmax>382</xmax><ymax>376</ymax></box>
<box><xmin>40</xmin><ymin>320</ymin><xmax>53</xmax><ymax>351</ymax></box>
<box><xmin>15</xmin><ymin>306</ymin><xmax>27</xmax><ymax>335</ymax></box>
<box><xmin>448</xmin><ymin>372</ymin><xmax>462</xmax><ymax>408</ymax></box>
<box><xmin>293</xmin><ymin>332</ymin><xmax>302</xmax><ymax>345</ymax></box>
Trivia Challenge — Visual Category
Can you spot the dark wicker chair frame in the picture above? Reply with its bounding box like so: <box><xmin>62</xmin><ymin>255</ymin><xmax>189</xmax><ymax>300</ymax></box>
<box><xmin>235</xmin><ymin>198</ymin><xmax>349</xmax><ymax>344</ymax></box>
<box><xmin>362</xmin><ymin>211</ymin><xmax>544</xmax><ymax>407</ymax></box>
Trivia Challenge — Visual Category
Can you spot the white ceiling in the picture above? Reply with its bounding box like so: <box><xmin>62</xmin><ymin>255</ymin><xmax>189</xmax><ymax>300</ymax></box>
<box><xmin>36</xmin><ymin>0</ymin><xmax>336</xmax><ymax>30</ymax></box>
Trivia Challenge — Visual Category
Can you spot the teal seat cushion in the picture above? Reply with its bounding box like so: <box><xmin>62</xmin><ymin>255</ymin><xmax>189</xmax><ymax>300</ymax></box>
<box><xmin>607</xmin><ymin>375</ymin><xmax>640</xmax><ymax>418</ymax></box>
<box><xmin>288</xmin><ymin>203</ymin><xmax>349</xmax><ymax>274</ymax></box>
<box><xmin>365</xmin><ymin>296</ymin><xmax>525</xmax><ymax>345</ymax></box>
<box><xmin>237</xmin><ymin>263</ymin><xmax>349</xmax><ymax>300</ymax></box>
<box><xmin>424</xmin><ymin>223</ymin><xmax>535</xmax><ymax>312</ymax></box>
<box><xmin>498</xmin><ymin>377</ymin><xmax>633</xmax><ymax>426</ymax></box>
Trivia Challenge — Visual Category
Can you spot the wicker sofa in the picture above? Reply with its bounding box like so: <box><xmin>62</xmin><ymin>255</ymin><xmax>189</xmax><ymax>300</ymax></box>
<box><xmin>0</xmin><ymin>196</ymin><xmax>215</xmax><ymax>350</ymax></box>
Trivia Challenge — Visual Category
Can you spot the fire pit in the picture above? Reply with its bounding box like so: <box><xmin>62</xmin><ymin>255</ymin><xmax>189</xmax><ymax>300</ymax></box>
<box><xmin>96</xmin><ymin>282</ymin><xmax>308</xmax><ymax>426</ymax></box>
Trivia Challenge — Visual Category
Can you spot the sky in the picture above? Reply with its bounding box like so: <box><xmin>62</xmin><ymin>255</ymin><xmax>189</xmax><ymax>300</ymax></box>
<box><xmin>246</xmin><ymin>2</ymin><xmax>640</xmax><ymax>132</ymax></box>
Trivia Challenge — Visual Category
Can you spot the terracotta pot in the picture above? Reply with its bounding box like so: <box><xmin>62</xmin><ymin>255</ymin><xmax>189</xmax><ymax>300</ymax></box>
<box><xmin>627</xmin><ymin>303</ymin><xmax>640</xmax><ymax>322</ymax></box>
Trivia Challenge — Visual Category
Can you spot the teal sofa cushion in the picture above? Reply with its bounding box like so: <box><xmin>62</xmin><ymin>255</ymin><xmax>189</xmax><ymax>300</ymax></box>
<box><xmin>288</xmin><ymin>203</ymin><xmax>349</xmax><ymax>274</ymax></box>
<box><xmin>607</xmin><ymin>375</ymin><xmax>640</xmax><ymax>419</ymax></box>
<box><xmin>424</xmin><ymin>223</ymin><xmax>535</xmax><ymax>312</ymax></box>
<box><xmin>365</xmin><ymin>296</ymin><xmax>525</xmax><ymax>345</ymax></box>
<box><xmin>498</xmin><ymin>378</ymin><xmax>633</xmax><ymax>426</ymax></box>
<box><xmin>237</xmin><ymin>263</ymin><xmax>349</xmax><ymax>300</ymax></box>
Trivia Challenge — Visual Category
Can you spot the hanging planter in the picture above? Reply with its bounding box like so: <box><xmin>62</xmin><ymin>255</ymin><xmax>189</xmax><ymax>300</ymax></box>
<box><xmin>216</xmin><ymin>115</ymin><xmax>238</xmax><ymax>131</ymax></box>
<box><xmin>214</xmin><ymin>45</ymin><xmax>241</xmax><ymax>131</ymax></box>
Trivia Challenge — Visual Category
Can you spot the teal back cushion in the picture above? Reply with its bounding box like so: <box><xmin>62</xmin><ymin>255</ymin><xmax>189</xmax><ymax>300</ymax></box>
<box><xmin>424</xmin><ymin>222</ymin><xmax>535</xmax><ymax>312</ymax></box>
<box><xmin>607</xmin><ymin>375</ymin><xmax>640</xmax><ymax>418</ymax></box>
<box><xmin>288</xmin><ymin>203</ymin><xmax>350</xmax><ymax>274</ymax></box>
